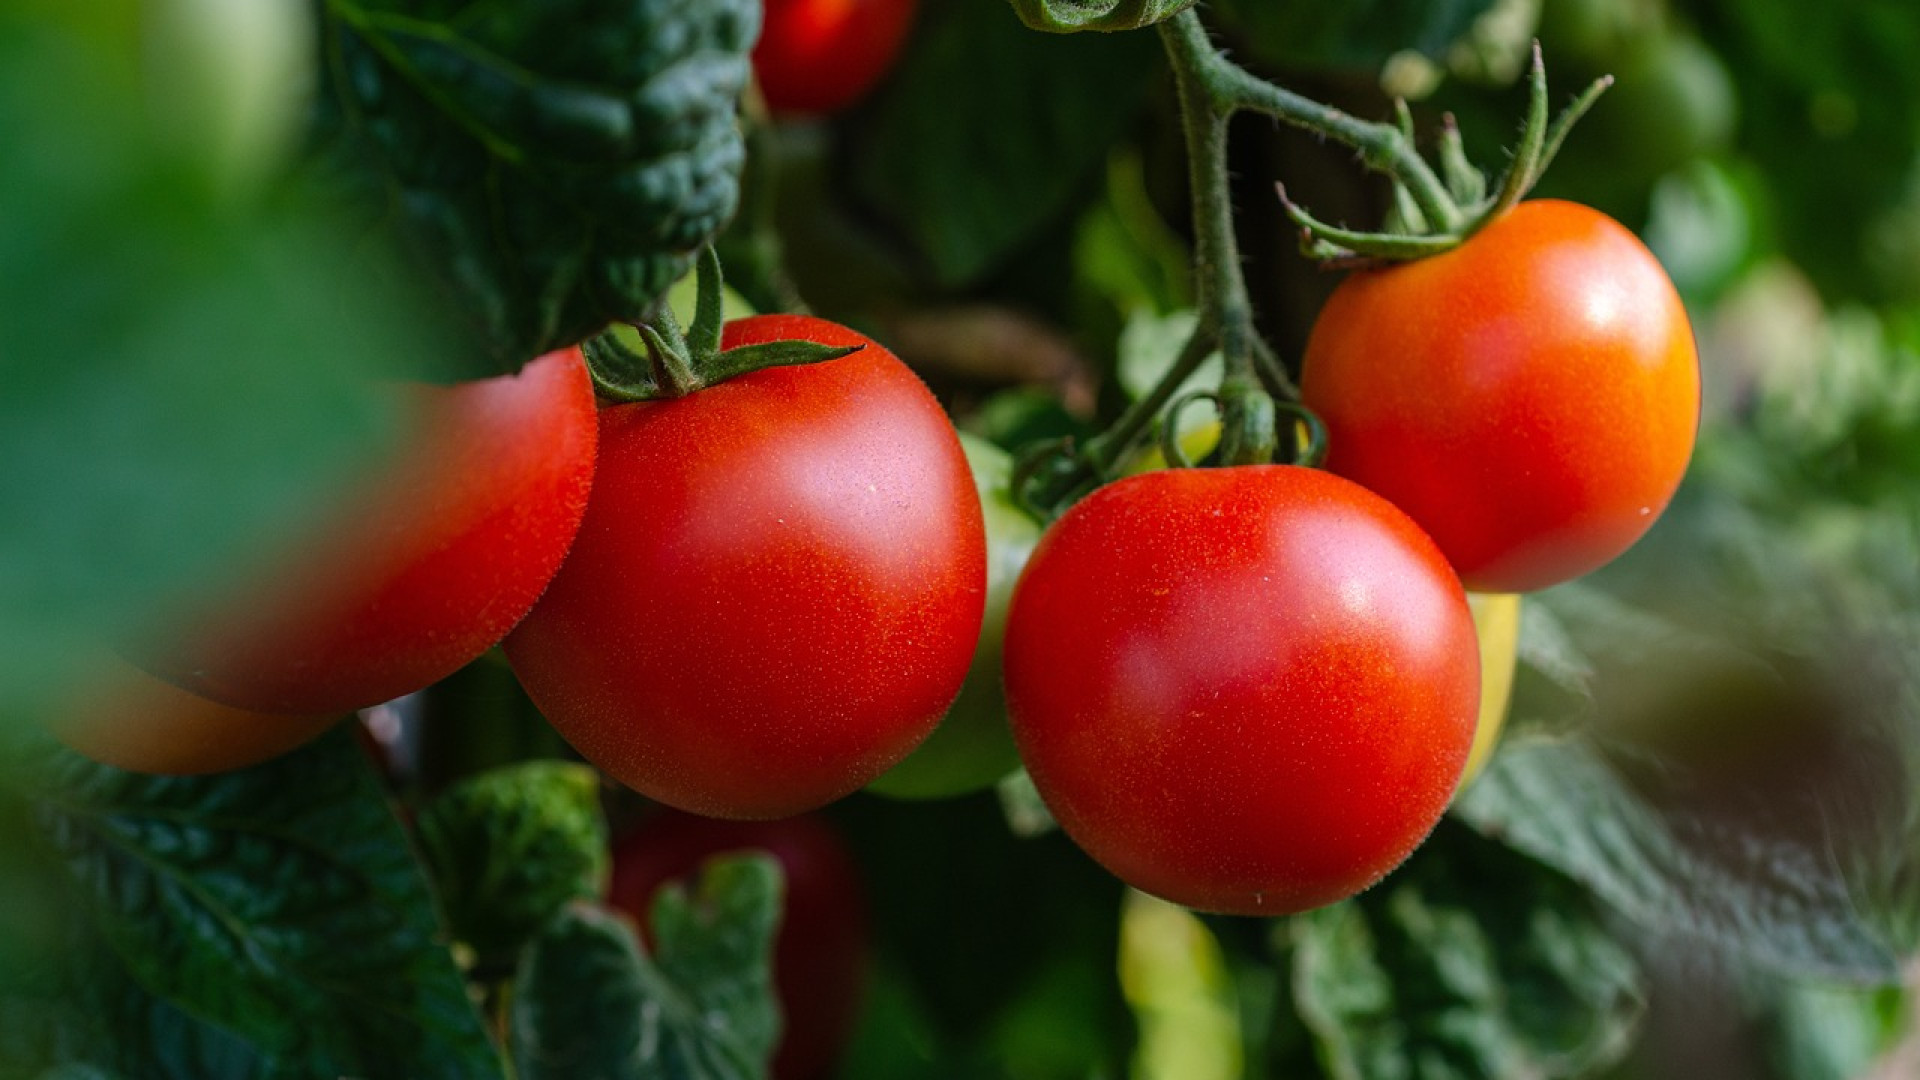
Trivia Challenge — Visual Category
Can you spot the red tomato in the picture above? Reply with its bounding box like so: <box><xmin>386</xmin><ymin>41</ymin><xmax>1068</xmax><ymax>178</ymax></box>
<box><xmin>1003</xmin><ymin>465</ymin><xmax>1479</xmax><ymax>916</ymax></box>
<box><xmin>608</xmin><ymin>810</ymin><xmax>869</xmax><ymax>1080</ymax></box>
<box><xmin>505</xmin><ymin>314</ymin><xmax>985</xmax><ymax>820</ymax></box>
<box><xmin>1300</xmin><ymin>199</ymin><xmax>1700</xmax><ymax>593</ymax></box>
<box><xmin>137</xmin><ymin>348</ymin><xmax>597</xmax><ymax>715</ymax></box>
<box><xmin>754</xmin><ymin>0</ymin><xmax>917</xmax><ymax>115</ymax></box>
<box><xmin>48</xmin><ymin>655</ymin><xmax>339</xmax><ymax>775</ymax></box>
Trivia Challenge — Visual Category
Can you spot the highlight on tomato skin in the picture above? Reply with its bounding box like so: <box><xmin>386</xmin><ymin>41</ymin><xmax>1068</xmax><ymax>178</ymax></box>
<box><xmin>607</xmin><ymin>809</ymin><xmax>870</xmax><ymax>1080</ymax></box>
<box><xmin>506</xmin><ymin>315</ymin><xmax>987</xmax><ymax>821</ymax></box>
<box><xmin>131</xmin><ymin>347</ymin><xmax>599</xmax><ymax>717</ymax></box>
<box><xmin>46</xmin><ymin>655</ymin><xmax>340</xmax><ymax>776</ymax></box>
<box><xmin>1003</xmin><ymin>464</ymin><xmax>1480</xmax><ymax>917</ymax></box>
<box><xmin>753</xmin><ymin>0</ymin><xmax>918</xmax><ymax>115</ymax></box>
<box><xmin>1300</xmin><ymin>199</ymin><xmax>1701</xmax><ymax>594</ymax></box>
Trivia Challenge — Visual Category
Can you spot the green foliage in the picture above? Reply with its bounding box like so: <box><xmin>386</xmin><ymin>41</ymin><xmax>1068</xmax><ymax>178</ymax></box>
<box><xmin>415</xmin><ymin>761</ymin><xmax>609</xmax><ymax>962</ymax></box>
<box><xmin>1455</xmin><ymin>583</ymin><xmax>1916</xmax><ymax>982</ymax></box>
<box><xmin>1008</xmin><ymin>0</ymin><xmax>1198</xmax><ymax>34</ymax></box>
<box><xmin>0</xmin><ymin>10</ymin><xmax>420</xmax><ymax>719</ymax></box>
<box><xmin>1284</xmin><ymin>823</ymin><xmax>1643</xmax><ymax>1080</ymax></box>
<box><xmin>850</xmin><ymin>0</ymin><xmax>1161</xmax><ymax>287</ymax></box>
<box><xmin>1207</xmin><ymin>0</ymin><xmax>1499</xmax><ymax>75</ymax></box>
<box><xmin>19</xmin><ymin>728</ymin><xmax>503</xmax><ymax>1079</ymax></box>
<box><xmin>510</xmin><ymin>857</ymin><xmax>782</xmax><ymax>1080</ymax></box>
<box><xmin>311</xmin><ymin>0</ymin><xmax>759</xmax><ymax>367</ymax></box>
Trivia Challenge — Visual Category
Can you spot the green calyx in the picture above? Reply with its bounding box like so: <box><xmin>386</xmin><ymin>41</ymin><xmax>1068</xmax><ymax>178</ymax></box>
<box><xmin>584</xmin><ymin>249</ymin><xmax>857</xmax><ymax>402</ymax></box>
<box><xmin>1280</xmin><ymin>45</ymin><xmax>1613</xmax><ymax>264</ymax></box>
<box><xmin>1008</xmin><ymin>0</ymin><xmax>1198</xmax><ymax>34</ymax></box>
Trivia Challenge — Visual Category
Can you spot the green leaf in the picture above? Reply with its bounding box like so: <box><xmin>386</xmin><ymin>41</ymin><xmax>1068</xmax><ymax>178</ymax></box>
<box><xmin>1207</xmin><ymin>0</ymin><xmax>1499</xmax><ymax>76</ymax></box>
<box><xmin>415</xmin><ymin>761</ymin><xmax>609</xmax><ymax>963</ymax></box>
<box><xmin>1454</xmin><ymin>587</ymin><xmax>1915</xmax><ymax>981</ymax></box>
<box><xmin>1008</xmin><ymin>0</ymin><xmax>1197</xmax><ymax>34</ymax></box>
<box><xmin>312</xmin><ymin>0</ymin><xmax>759</xmax><ymax>366</ymax></box>
<box><xmin>850</xmin><ymin>0</ymin><xmax>1160</xmax><ymax>287</ymax></box>
<box><xmin>511</xmin><ymin>856</ymin><xmax>781</xmax><ymax>1080</ymax></box>
<box><xmin>1289</xmin><ymin>822</ymin><xmax>1644</xmax><ymax>1080</ymax></box>
<box><xmin>0</xmin><ymin>14</ymin><xmax>422</xmax><ymax>719</ymax></box>
<box><xmin>25</xmin><ymin>729</ymin><xmax>504</xmax><ymax>1079</ymax></box>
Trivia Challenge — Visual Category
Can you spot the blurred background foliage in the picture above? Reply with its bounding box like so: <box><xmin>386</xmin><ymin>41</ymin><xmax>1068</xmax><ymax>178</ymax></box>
<box><xmin>7</xmin><ymin>0</ymin><xmax>1920</xmax><ymax>1077</ymax></box>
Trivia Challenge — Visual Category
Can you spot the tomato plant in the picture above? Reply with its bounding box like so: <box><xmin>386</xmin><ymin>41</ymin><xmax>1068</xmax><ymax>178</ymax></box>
<box><xmin>1003</xmin><ymin>465</ymin><xmax>1480</xmax><ymax>916</ymax></box>
<box><xmin>608</xmin><ymin>809</ymin><xmax>869</xmax><ymax>1080</ymax></box>
<box><xmin>1300</xmin><ymin>199</ymin><xmax>1701</xmax><ymax>593</ymax></box>
<box><xmin>47</xmin><ymin>656</ymin><xmax>339</xmax><ymax>775</ymax></box>
<box><xmin>506</xmin><ymin>315</ymin><xmax>985</xmax><ymax>820</ymax></box>
<box><xmin>754</xmin><ymin>0</ymin><xmax>917</xmax><ymax>115</ymax></box>
<box><xmin>134</xmin><ymin>348</ymin><xmax>598</xmax><ymax>715</ymax></box>
<box><xmin>866</xmin><ymin>432</ymin><xmax>1040</xmax><ymax>800</ymax></box>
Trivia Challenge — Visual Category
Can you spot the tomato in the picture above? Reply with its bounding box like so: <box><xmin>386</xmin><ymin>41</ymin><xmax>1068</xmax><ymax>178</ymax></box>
<box><xmin>753</xmin><ymin>0</ymin><xmax>917</xmax><ymax>115</ymax></box>
<box><xmin>136</xmin><ymin>348</ymin><xmax>598</xmax><ymax>714</ymax></box>
<box><xmin>1003</xmin><ymin>465</ymin><xmax>1479</xmax><ymax>916</ymax></box>
<box><xmin>505</xmin><ymin>314</ymin><xmax>985</xmax><ymax>820</ymax></box>
<box><xmin>1300</xmin><ymin>200</ymin><xmax>1700</xmax><ymax>593</ymax></box>
<box><xmin>608</xmin><ymin>810</ymin><xmax>869</xmax><ymax>1080</ymax></box>
<box><xmin>48</xmin><ymin>655</ymin><xmax>339</xmax><ymax>775</ymax></box>
<box><xmin>866</xmin><ymin>432</ymin><xmax>1040</xmax><ymax>800</ymax></box>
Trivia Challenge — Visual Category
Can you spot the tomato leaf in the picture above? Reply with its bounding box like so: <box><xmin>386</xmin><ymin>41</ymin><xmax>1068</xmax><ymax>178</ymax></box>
<box><xmin>20</xmin><ymin>729</ymin><xmax>504</xmax><ymax>1079</ymax></box>
<box><xmin>310</xmin><ymin>0</ymin><xmax>759</xmax><ymax>367</ymax></box>
<box><xmin>0</xmin><ymin>15</ymin><xmax>422</xmax><ymax>723</ymax></box>
<box><xmin>510</xmin><ymin>858</ymin><xmax>781</xmax><ymax>1080</ymax></box>
<box><xmin>1456</xmin><ymin>585</ymin><xmax>1915</xmax><ymax>982</ymax></box>
<box><xmin>850</xmin><ymin>0</ymin><xmax>1159</xmax><ymax>287</ymax></box>
<box><xmin>415</xmin><ymin>761</ymin><xmax>609</xmax><ymax>964</ymax></box>
<box><xmin>1206</xmin><ymin>0</ymin><xmax>1499</xmax><ymax>75</ymax></box>
<box><xmin>1286</xmin><ymin>822</ymin><xmax>1643</xmax><ymax>1080</ymax></box>
<box><xmin>1007</xmin><ymin>0</ymin><xmax>1197</xmax><ymax>33</ymax></box>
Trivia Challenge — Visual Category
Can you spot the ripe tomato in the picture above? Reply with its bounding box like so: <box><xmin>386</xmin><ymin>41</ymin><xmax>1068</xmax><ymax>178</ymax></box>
<box><xmin>1300</xmin><ymin>199</ymin><xmax>1700</xmax><ymax>593</ymax></box>
<box><xmin>754</xmin><ymin>0</ymin><xmax>917</xmax><ymax>115</ymax></box>
<box><xmin>48</xmin><ymin>655</ymin><xmax>339</xmax><ymax>775</ymax></box>
<box><xmin>1003</xmin><ymin>465</ymin><xmax>1479</xmax><ymax>916</ymax></box>
<box><xmin>608</xmin><ymin>810</ymin><xmax>869</xmax><ymax>1080</ymax></box>
<box><xmin>866</xmin><ymin>432</ymin><xmax>1040</xmax><ymax>800</ymax></box>
<box><xmin>505</xmin><ymin>314</ymin><xmax>985</xmax><ymax>820</ymax></box>
<box><xmin>137</xmin><ymin>348</ymin><xmax>598</xmax><ymax>714</ymax></box>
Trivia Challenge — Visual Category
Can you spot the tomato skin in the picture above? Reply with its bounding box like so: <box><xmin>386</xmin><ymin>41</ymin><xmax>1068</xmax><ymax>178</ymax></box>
<box><xmin>139</xmin><ymin>349</ymin><xmax>598</xmax><ymax>715</ymax></box>
<box><xmin>505</xmin><ymin>314</ymin><xmax>986</xmax><ymax>820</ymax></box>
<box><xmin>1003</xmin><ymin>466</ymin><xmax>1479</xmax><ymax>916</ymax></box>
<box><xmin>49</xmin><ymin>658</ymin><xmax>339</xmax><ymax>775</ymax></box>
<box><xmin>1300</xmin><ymin>200</ymin><xmax>1700</xmax><ymax>594</ymax></box>
<box><xmin>754</xmin><ymin>0</ymin><xmax>917</xmax><ymax>115</ymax></box>
<box><xmin>608</xmin><ymin>810</ymin><xmax>869</xmax><ymax>1080</ymax></box>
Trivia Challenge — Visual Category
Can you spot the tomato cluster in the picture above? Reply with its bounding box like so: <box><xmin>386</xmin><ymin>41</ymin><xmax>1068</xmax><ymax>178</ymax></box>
<box><xmin>67</xmin><ymin>198</ymin><xmax>1695</xmax><ymax>932</ymax></box>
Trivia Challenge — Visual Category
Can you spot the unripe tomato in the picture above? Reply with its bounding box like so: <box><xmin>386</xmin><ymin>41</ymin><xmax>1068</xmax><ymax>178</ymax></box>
<box><xmin>48</xmin><ymin>656</ymin><xmax>338</xmax><ymax>775</ymax></box>
<box><xmin>608</xmin><ymin>810</ymin><xmax>869</xmax><ymax>1080</ymax></box>
<box><xmin>136</xmin><ymin>349</ymin><xmax>598</xmax><ymax>715</ymax></box>
<box><xmin>866</xmin><ymin>432</ymin><xmax>1041</xmax><ymax>800</ymax></box>
<box><xmin>1460</xmin><ymin>591</ymin><xmax>1521</xmax><ymax>788</ymax></box>
<box><xmin>506</xmin><ymin>315</ymin><xmax>986</xmax><ymax>820</ymax></box>
<box><xmin>1301</xmin><ymin>200</ymin><xmax>1700</xmax><ymax>593</ymax></box>
<box><xmin>1004</xmin><ymin>465</ymin><xmax>1479</xmax><ymax>916</ymax></box>
<box><xmin>754</xmin><ymin>0</ymin><xmax>917</xmax><ymax>115</ymax></box>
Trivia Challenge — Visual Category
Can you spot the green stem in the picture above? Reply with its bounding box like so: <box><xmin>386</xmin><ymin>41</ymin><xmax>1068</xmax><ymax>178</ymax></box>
<box><xmin>1083</xmin><ymin>325</ymin><xmax>1218</xmax><ymax>474</ymax></box>
<box><xmin>1159</xmin><ymin>10</ymin><xmax>1462</xmax><ymax>234</ymax></box>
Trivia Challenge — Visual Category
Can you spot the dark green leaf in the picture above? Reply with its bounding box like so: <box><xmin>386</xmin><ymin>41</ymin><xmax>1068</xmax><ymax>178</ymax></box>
<box><xmin>312</xmin><ymin>0</ymin><xmax>760</xmax><ymax>366</ymax></box>
<box><xmin>415</xmin><ymin>761</ymin><xmax>608</xmax><ymax>962</ymax></box>
<box><xmin>1008</xmin><ymin>0</ymin><xmax>1197</xmax><ymax>34</ymax></box>
<box><xmin>850</xmin><ymin>0</ymin><xmax>1160</xmax><ymax>287</ymax></box>
<box><xmin>26</xmin><ymin>729</ymin><xmax>504</xmax><ymax>1080</ymax></box>
<box><xmin>511</xmin><ymin>856</ymin><xmax>781</xmax><ymax>1080</ymax></box>
<box><xmin>1289</xmin><ymin>822</ymin><xmax>1643</xmax><ymax>1080</ymax></box>
<box><xmin>1208</xmin><ymin>0</ymin><xmax>1498</xmax><ymax>75</ymax></box>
